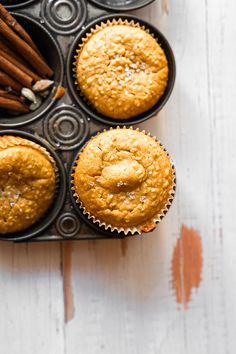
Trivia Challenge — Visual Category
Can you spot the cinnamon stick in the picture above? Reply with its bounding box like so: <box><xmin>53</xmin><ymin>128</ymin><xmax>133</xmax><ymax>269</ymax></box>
<box><xmin>0</xmin><ymin>70</ymin><xmax>22</xmax><ymax>92</ymax></box>
<box><xmin>0</xmin><ymin>4</ymin><xmax>42</xmax><ymax>57</ymax></box>
<box><xmin>0</xmin><ymin>53</ymin><xmax>33</xmax><ymax>88</ymax></box>
<box><xmin>0</xmin><ymin>18</ymin><xmax>53</xmax><ymax>78</ymax></box>
<box><xmin>0</xmin><ymin>89</ymin><xmax>23</xmax><ymax>102</ymax></box>
<box><xmin>0</xmin><ymin>96</ymin><xmax>29</xmax><ymax>113</ymax></box>
<box><xmin>0</xmin><ymin>34</ymin><xmax>26</xmax><ymax>64</ymax></box>
<box><xmin>0</xmin><ymin>49</ymin><xmax>41</xmax><ymax>82</ymax></box>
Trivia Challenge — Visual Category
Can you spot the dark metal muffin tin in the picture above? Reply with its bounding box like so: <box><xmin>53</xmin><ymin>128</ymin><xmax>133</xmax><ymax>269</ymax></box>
<box><xmin>4</xmin><ymin>0</ymin><xmax>36</xmax><ymax>9</ymax></box>
<box><xmin>0</xmin><ymin>0</ymin><xmax>176</xmax><ymax>242</ymax></box>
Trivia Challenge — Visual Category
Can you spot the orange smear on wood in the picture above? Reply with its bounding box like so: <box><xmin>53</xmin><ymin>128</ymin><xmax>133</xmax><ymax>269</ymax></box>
<box><xmin>62</xmin><ymin>241</ymin><xmax>74</xmax><ymax>323</ymax></box>
<box><xmin>172</xmin><ymin>225</ymin><xmax>203</xmax><ymax>308</ymax></box>
<box><xmin>162</xmin><ymin>0</ymin><xmax>170</xmax><ymax>14</ymax></box>
<box><xmin>120</xmin><ymin>238</ymin><xmax>128</xmax><ymax>257</ymax></box>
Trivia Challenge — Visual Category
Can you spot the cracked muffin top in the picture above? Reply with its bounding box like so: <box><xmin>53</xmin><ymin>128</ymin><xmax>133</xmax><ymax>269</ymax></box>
<box><xmin>73</xmin><ymin>128</ymin><xmax>175</xmax><ymax>232</ymax></box>
<box><xmin>76</xmin><ymin>23</ymin><xmax>169</xmax><ymax>120</ymax></box>
<box><xmin>0</xmin><ymin>136</ymin><xmax>56</xmax><ymax>234</ymax></box>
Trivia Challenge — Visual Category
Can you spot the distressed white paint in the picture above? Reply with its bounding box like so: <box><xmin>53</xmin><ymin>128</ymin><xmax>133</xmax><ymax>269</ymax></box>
<box><xmin>0</xmin><ymin>0</ymin><xmax>235</xmax><ymax>353</ymax></box>
<box><xmin>0</xmin><ymin>243</ymin><xmax>64</xmax><ymax>354</ymax></box>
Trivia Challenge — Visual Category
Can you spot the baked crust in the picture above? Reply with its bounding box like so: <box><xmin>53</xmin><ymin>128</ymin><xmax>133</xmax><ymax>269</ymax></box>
<box><xmin>76</xmin><ymin>24</ymin><xmax>168</xmax><ymax>119</ymax></box>
<box><xmin>0</xmin><ymin>136</ymin><xmax>56</xmax><ymax>234</ymax></box>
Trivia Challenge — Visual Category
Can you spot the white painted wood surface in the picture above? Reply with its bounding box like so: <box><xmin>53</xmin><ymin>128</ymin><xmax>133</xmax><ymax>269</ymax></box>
<box><xmin>0</xmin><ymin>0</ymin><xmax>235</xmax><ymax>353</ymax></box>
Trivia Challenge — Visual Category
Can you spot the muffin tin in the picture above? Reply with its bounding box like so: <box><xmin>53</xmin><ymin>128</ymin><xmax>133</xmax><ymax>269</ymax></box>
<box><xmin>0</xmin><ymin>0</ymin><xmax>176</xmax><ymax>242</ymax></box>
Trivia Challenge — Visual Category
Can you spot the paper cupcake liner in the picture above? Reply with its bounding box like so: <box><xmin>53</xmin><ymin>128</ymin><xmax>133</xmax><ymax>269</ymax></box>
<box><xmin>71</xmin><ymin>127</ymin><xmax>176</xmax><ymax>235</ymax></box>
<box><xmin>72</xmin><ymin>18</ymin><xmax>159</xmax><ymax>108</ymax></box>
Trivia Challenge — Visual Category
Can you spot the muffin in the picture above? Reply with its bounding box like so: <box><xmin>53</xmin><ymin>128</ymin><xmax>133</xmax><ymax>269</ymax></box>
<box><xmin>75</xmin><ymin>20</ymin><xmax>169</xmax><ymax>120</ymax></box>
<box><xmin>72</xmin><ymin>128</ymin><xmax>175</xmax><ymax>234</ymax></box>
<box><xmin>0</xmin><ymin>136</ymin><xmax>56</xmax><ymax>234</ymax></box>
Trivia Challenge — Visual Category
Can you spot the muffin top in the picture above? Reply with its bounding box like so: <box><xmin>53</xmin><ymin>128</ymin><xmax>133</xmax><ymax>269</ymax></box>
<box><xmin>0</xmin><ymin>136</ymin><xmax>56</xmax><ymax>234</ymax></box>
<box><xmin>76</xmin><ymin>23</ymin><xmax>168</xmax><ymax>120</ymax></box>
<box><xmin>73</xmin><ymin>128</ymin><xmax>175</xmax><ymax>232</ymax></box>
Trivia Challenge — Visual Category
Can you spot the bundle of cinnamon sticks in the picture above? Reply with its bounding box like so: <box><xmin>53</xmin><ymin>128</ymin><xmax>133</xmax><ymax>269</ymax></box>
<box><xmin>0</xmin><ymin>4</ymin><xmax>54</xmax><ymax>114</ymax></box>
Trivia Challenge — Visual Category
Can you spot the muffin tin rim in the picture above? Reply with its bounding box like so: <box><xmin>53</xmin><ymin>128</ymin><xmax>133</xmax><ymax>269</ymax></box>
<box><xmin>4</xmin><ymin>0</ymin><xmax>36</xmax><ymax>10</ymax></box>
<box><xmin>88</xmin><ymin>0</ymin><xmax>155</xmax><ymax>11</ymax></box>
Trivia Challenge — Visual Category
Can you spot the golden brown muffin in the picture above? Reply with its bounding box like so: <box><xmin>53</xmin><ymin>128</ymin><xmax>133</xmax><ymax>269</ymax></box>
<box><xmin>73</xmin><ymin>128</ymin><xmax>175</xmax><ymax>233</ymax></box>
<box><xmin>0</xmin><ymin>136</ymin><xmax>56</xmax><ymax>234</ymax></box>
<box><xmin>76</xmin><ymin>22</ymin><xmax>169</xmax><ymax>120</ymax></box>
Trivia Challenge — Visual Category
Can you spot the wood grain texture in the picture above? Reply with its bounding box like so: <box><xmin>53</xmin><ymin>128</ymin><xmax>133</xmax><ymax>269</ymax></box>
<box><xmin>0</xmin><ymin>243</ymin><xmax>64</xmax><ymax>354</ymax></box>
<box><xmin>0</xmin><ymin>0</ymin><xmax>235</xmax><ymax>353</ymax></box>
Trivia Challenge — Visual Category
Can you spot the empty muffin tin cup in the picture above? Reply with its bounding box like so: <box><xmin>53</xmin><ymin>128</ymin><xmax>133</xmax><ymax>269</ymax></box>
<box><xmin>67</xmin><ymin>14</ymin><xmax>176</xmax><ymax>126</ymax></box>
<box><xmin>0</xmin><ymin>130</ymin><xmax>67</xmax><ymax>242</ymax></box>
<box><xmin>88</xmin><ymin>0</ymin><xmax>155</xmax><ymax>11</ymax></box>
<box><xmin>0</xmin><ymin>13</ymin><xmax>64</xmax><ymax>128</ymax></box>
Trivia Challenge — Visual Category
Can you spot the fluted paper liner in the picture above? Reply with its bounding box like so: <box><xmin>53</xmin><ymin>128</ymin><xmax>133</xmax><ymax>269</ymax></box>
<box><xmin>72</xmin><ymin>18</ymin><xmax>157</xmax><ymax>104</ymax></box>
<box><xmin>71</xmin><ymin>127</ymin><xmax>176</xmax><ymax>235</ymax></box>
